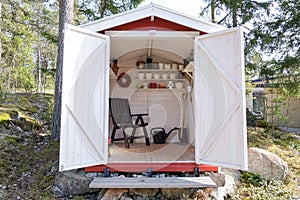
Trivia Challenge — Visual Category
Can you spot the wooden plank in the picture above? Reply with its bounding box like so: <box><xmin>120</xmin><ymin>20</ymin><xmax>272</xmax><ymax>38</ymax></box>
<box><xmin>89</xmin><ymin>177</ymin><xmax>217</xmax><ymax>188</ymax></box>
<box><xmin>109</xmin><ymin>143</ymin><xmax>195</xmax><ymax>162</ymax></box>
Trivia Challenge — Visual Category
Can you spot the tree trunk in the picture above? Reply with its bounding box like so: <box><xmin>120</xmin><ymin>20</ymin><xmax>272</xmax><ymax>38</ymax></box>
<box><xmin>0</xmin><ymin>0</ymin><xmax>2</xmax><ymax>87</ymax></box>
<box><xmin>211</xmin><ymin>0</ymin><xmax>216</xmax><ymax>23</ymax></box>
<box><xmin>38</xmin><ymin>48</ymin><xmax>42</xmax><ymax>93</ymax></box>
<box><xmin>52</xmin><ymin>0</ymin><xmax>74</xmax><ymax>140</ymax></box>
<box><xmin>232</xmin><ymin>0</ymin><xmax>238</xmax><ymax>27</ymax></box>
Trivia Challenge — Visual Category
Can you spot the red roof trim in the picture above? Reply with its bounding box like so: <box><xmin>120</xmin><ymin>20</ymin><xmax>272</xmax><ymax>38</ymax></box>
<box><xmin>102</xmin><ymin>16</ymin><xmax>207</xmax><ymax>34</ymax></box>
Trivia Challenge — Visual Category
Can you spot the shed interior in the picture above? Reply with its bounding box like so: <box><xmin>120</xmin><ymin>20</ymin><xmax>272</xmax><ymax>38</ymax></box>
<box><xmin>108</xmin><ymin>30</ymin><xmax>197</xmax><ymax>163</ymax></box>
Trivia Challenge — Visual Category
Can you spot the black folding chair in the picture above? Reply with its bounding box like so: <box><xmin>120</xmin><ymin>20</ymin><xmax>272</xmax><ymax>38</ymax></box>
<box><xmin>109</xmin><ymin>98</ymin><xmax>150</xmax><ymax>148</ymax></box>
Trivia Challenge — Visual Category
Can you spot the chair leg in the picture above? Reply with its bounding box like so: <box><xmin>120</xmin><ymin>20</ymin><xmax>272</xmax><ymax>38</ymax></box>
<box><xmin>143</xmin><ymin>127</ymin><xmax>150</xmax><ymax>146</ymax></box>
<box><xmin>111</xmin><ymin>125</ymin><xmax>117</xmax><ymax>143</ymax></box>
<box><xmin>123</xmin><ymin>131</ymin><xmax>130</xmax><ymax>148</ymax></box>
<box><xmin>130</xmin><ymin>128</ymin><xmax>137</xmax><ymax>143</ymax></box>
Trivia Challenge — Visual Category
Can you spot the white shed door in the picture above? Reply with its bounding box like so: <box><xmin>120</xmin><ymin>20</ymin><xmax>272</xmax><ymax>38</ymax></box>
<box><xmin>59</xmin><ymin>24</ymin><xmax>110</xmax><ymax>171</ymax></box>
<box><xmin>194</xmin><ymin>27</ymin><xmax>248</xmax><ymax>170</ymax></box>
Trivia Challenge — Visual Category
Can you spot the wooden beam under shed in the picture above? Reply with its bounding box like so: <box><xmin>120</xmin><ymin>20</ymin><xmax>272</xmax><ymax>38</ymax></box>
<box><xmin>89</xmin><ymin>176</ymin><xmax>217</xmax><ymax>188</ymax></box>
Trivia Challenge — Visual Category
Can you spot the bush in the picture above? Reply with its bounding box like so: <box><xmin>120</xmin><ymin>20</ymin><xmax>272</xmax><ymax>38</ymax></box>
<box><xmin>233</xmin><ymin>172</ymin><xmax>293</xmax><ymax>199</ymax></box>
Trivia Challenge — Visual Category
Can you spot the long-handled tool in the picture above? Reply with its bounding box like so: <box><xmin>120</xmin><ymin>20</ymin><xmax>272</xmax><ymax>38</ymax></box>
<box><xmin>179</xmin><ymin>91</ymin><xmax>188</xmax><ymax>143</ymax></box>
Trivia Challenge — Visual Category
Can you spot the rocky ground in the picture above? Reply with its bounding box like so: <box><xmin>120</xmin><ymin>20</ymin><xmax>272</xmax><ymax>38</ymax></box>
<box><xmin>0</xmin><ymin>93</ymin><xmax>299</xmax><ymax>199</ymax></box>
<box><xmin>0</xmin><ymin>93</ymin><xmax>59</xmax><ymax>199</ymax></box>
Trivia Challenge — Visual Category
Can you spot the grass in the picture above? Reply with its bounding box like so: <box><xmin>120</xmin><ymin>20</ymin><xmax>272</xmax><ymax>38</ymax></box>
<box><xmin>232</xmin><ymin>126</ymin><xmax>300</xmax><ymax>199</ymax></box>
<box><xmin>0</xmin><ymin>92</ymin><xmax>58</xmax><ymax>199</ymax></box>
<box><xmin>0</xmin><ymin>93</ymin><xmax>299</xmax><ymax>199</ymax></box>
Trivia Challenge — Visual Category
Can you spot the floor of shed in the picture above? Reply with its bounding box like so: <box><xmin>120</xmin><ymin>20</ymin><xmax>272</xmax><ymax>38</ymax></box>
<box><xmin>108</xmin><ymin>142</ymin><xmax>195</xmax><ymax>163</ymax></box>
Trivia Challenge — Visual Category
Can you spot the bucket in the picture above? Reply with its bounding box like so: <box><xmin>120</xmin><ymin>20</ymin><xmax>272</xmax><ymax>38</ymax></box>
<box><xmin>178</xmin><ymin>128</ymin><xmax>188</xmax><ymax>143</ymax></box>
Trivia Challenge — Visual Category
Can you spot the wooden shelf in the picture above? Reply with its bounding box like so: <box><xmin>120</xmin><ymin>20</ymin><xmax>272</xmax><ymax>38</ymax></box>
<box><xmin>136</xmin><ymin>69</ymin><xmax>182</xmax><ymax>72</ymax></box>
<box><xmin>137</xmin><ymin>79</ymin><xmax>185</xmax><ymax>81</ymax></box>
<box><xmin>136</xmin><ymin>88</ymin><xmax>186</xmax><ymax>91</ymax></box>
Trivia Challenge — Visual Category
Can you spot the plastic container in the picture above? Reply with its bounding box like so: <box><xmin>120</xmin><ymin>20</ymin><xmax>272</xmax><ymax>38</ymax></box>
<box><xmin>143</xmin><ymin>82</ymin><xmax>148</xmax><ymax>89</ymax></box>
<box><xmin>149</xmin><ymin>82</ymin><xmax>157</xmax><ymax>89</ymax></box>
<box><xmin>153</xmin><ymin>73</ymin><xmax>160</xmax><ymax>79</ymax></box>
<box><xmin>178</xmin><ymin>64</ymin><xmax>184</xmax><ymax>70</ymax></box>
<box><xmin>175</xmin><ymin>82</ymin><xmax>183</xmax><ymax>89</ymax></box>
<box><xmin>170</xmin><ymin>73</ymin><xmax>176</xmax><ymax>79</ymax></box>
<box><xmin>171</xmin><ymin>63</ymin><xmax>178</xmax><ymax>70</ymax></box>
<box><xmin>146</xmin><ymin>73</ymin><xmax>152</xmax><ymax>79</ymax></box>
<box><xmin>138</xmin><ymin>73</ymin><xmax>144</xmax><ymax>79</ymax></box>
<box><xmin>158</xmin><ymin>63</ymin><xmax>164</xmax><ymax>70</ymax></box>
<box><xmin>161</xmin><ymin>74</ymin><xmax>168</xmax><ymax>79</ymax></box>
<box><xmin>164</xmin><ymin>64</ymin><xmax>171</xmax><ymax>70</ymax></box>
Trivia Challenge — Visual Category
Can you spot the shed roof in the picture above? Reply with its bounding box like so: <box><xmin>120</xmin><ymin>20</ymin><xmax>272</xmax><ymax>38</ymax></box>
<box><xmin>80</xmin><ymin>3</ymin><xmax>226</xmax><ymax>33</ymax></box>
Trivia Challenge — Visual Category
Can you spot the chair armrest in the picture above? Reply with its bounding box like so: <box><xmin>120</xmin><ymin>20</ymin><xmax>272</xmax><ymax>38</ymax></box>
<box><xmin>131</xmin><ymin>113</ymin><xmax>148</xmax><ymax>125</ymax></box>
<box><xmin>131</xmin><ymin>113</ymin><xmax>148</xmax><ymax>117</ymax></box>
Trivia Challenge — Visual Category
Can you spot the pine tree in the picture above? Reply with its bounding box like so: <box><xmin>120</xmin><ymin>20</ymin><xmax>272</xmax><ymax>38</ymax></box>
<box><xmin>51</xmin><ymin>0</ymin><xmax>74</xmax><ymax>140</ymax></box>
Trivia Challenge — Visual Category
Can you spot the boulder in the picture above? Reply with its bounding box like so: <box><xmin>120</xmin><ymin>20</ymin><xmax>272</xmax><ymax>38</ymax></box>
<box><xmin>211</xmin><ymin>173</ymin><xmax>236</xmax><ymax>200</ymax></box>
<box><xmin>101</xmin><ymin>188</ymin><xmax>127</xmax><ymax>200</ymax></box>
<box><xmin>53</xmin><ymin>171</ymin><xmax>100</xmax><ymax>197</ymax></box>
<box><xmin>248</xmin><ymin>147</ymin><xmax>289</xmax><ymax>181</ymax></box>
<box><xmin>208</xmin><ymin>173</ymin><xmax>225</xmax><ymax>187</ymax></box>
<box><xmin>128</xmin><ymin>188</ymin><xmax>159</xmax><ymax>197</ymax></box>
<box><xmin>161</xmin><ymin>188</ymin><xmax>191</xmax><ymax>199</ymax></box>
<box><xmin>220</xmin><ymin>168</ymin><xmax>242</xmax><ymax>184</ymax></box>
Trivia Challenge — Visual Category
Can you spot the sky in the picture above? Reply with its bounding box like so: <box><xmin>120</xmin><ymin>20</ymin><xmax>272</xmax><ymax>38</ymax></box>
<box><xmin>139</xmin><ymin>0</ymin><xmax>206</xmax><ymax>19</ymax></box>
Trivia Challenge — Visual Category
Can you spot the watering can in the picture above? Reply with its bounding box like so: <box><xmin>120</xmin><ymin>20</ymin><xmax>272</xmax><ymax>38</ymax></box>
<box><xmin>151</xmin><ymin>127</ymin><xmax>179</xmax><ymax>144</ymax></box>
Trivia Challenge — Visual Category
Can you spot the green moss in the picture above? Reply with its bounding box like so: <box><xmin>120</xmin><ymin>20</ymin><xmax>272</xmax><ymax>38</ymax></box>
<box><xmin>5</xmin><ymin>109</ymin><xmax>19</xmax><ymax>119</ymax></box>
<box><xmin>0</xmin><ymin>112</ymin><xmax>11</xmax><ymax>125</ymax></box>
<box><xmin>13</xmin><ymin>116</ymin><xmax>42</xmax><ymax>131</ymax></box>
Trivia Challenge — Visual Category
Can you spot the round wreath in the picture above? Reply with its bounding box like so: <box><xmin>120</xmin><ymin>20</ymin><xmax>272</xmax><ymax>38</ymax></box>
<box><xmin>117</xmin><ymin>72</ymin><xmax>131</xmax><ymax>88</ymax></box>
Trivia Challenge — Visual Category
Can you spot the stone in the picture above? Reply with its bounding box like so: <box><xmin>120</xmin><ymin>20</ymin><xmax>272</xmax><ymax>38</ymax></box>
<box><xmin>248</xmin><ymin>147</ymin><xmax>289</xmax><ymax>181</ymax></box>
<box><xmin>85</xmin><ymin>172</ymin><xmax>98</xmax><ymax>178</ymax></box>
<box><xmin>211</xmin><ymin>174</ymin><xmax>236</xmax><ymax>200</ymax></box>
<box><xmin>128</xmin><ymin>188</ymin><xmax>159</xmax><ymax>197</ymax></box>
<box><xmin>208</xmin><ymin>173</ymin><xmax>225</xmax><ymax>187</ymax></box>
<box><xmin>0</xmin><ymin>189</ymin><xmax>5</xmax><ymax>199</ymax></box>
<box><xmin>101</xmin><ymin>188</ymin><xmax>127</xmax><ymax>200</ymax></box>
<box><xmin>98</xmin><ymin>188</ymin><xmax>108</xmax><ymax>199</ymax></box>
<box><xmin>161</xmin><ymin>188</ymin><xmax>191</xmax><ymax>199</ymax></box>
<box><xmin>53</xmin><ymin>171</ymin><xmax>100</xmax><ymax>197</ymax></box>
<box><xmin>52</xmin><ymin>185</ymin><xmax>63</xmax><ymax>197</ymax></box>
<box><xmin>120</xmin><ymin>195</ymin><xmax>133</xmax><ymax>200</ymax></box>
<box><xmin>191</xmin><ymin>188</ymin><xmax>215</xmax><ymax>200</ymax></box>
<box><xmin>220</xmin><ymin>168</ymin><xmax>242</xmax><ymax>184</ymax></box>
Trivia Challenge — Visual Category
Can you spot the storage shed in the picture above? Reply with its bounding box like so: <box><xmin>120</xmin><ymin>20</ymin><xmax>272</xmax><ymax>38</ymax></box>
<box><xmin>59</xmin><ymin>4</ymin><xmax>248</xmax><ymax>173</ymax></box>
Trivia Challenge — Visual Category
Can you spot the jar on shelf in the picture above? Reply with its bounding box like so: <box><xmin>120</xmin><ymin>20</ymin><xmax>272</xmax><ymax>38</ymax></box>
<box><xmin>159</xmin><ymin>63</ymin><xmax>164</xmax><ymax>70</ymax></box>
<box><xmin>164</xmin><ymin>64</ymin><xmax>171</xmax><ymax>70</ymax></box>
<box><xmin>145</xmin><ymin>73</ymin><xmax>152</xmax><ymax>79</ymax></box>
<box><xmin>138</xmin><ymin>73</ymin><xmax>144</xmax><ymax>79</ymax></box>
<box><xmin>161</xmin><ymin>73</ymin><xmax>168</xmax><ymax>79</ymax></box>
<box><xmin>153</xmin><ymin>73</ymin><xmax>160</xmax><ymax>79</ymax></box>
<box><xmin>171</xmin><ymin>63</ymin><xmax>178</xmax><ymax>70</ymax></box>
<box><xmin>170</xmin><ymin>73</ymin><xmax>176</xmax><ymax>79</ymax></box>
